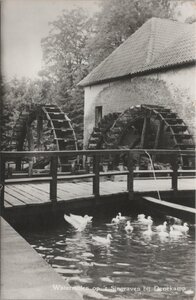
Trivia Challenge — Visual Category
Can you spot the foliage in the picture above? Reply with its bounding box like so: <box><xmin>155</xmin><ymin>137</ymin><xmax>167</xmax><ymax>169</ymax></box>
<box><xmin>0</xmin><ymin>83</ymin><xmax>12</xmax><ymax>151</ymax></box>
<box><xmin>86</xmin><ymin>0</ymin><xmax>171</xmax><ymax>69</ymax></box>
<box><xmin>38</xmin><ymin>9</ymin><xmax>93</xmax><ymax>145</ymax></box>
<box><xmin>1</xmin><ymin>77</ymin><xmax>47</xmax><ymax>150</ymax></box>
<box><xmin>41</xmin><ymin>9</ymin><xmax>92</xmax><ymax>84</ymax></box>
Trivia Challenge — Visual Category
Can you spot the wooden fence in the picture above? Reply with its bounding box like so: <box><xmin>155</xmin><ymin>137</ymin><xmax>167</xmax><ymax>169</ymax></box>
<box><xmin>0</xmin><ymin>149</ymin><xmax>195</xmax><ymax>209</ymax></box>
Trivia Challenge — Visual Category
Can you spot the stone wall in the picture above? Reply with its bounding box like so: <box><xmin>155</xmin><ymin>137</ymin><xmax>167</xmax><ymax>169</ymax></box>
<box><xmin>83</xmin><ymin>65</ymin><xmax>196</xmax><ymax>147</ymax></box>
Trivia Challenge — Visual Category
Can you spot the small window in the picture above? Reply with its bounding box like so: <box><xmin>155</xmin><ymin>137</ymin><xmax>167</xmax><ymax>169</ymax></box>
<box><xmin>95</xmin><ymin>106</ymin><xmax>102</xmax><ymax>127</ymax></box>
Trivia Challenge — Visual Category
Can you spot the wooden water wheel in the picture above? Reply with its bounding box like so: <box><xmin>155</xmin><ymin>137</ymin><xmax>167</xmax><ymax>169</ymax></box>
<box><xmin>10</xmin><ymin>104</ymin><xmax>78</xmax><ymax>171</ymax></box>
<box><xmin>88</xmin><ymin>112</ymin><xmax>120</xmax><ymax>149</ymax></box>
<box><xmin>87</xmin><ymin>105</ymin><xmax>195</xmax><ymax>168</ymax></box>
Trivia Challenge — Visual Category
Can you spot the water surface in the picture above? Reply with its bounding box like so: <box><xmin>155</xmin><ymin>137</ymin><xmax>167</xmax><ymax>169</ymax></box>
<box><xmin>22</xmin><ymin>210</ymin><xmax>195</xmax><ymax>300</ymax></box>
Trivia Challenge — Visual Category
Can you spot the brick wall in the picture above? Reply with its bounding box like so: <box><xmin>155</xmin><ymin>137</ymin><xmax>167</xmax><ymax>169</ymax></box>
<box><xmin>83</xmin><ymin>65</ymin><xmax>196</xmax><ymax>147</ymax></box>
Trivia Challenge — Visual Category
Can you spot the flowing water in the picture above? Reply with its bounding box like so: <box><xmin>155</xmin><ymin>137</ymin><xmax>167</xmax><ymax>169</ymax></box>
<box><xmin>145</xmin><ymin>150</ymin><xmax>161</xmax><ymax>201</ymax></box>
<box><xmin>22</xmin><ymin>210</ymin><xmax>195</xmax><ymax>300</ymax></box>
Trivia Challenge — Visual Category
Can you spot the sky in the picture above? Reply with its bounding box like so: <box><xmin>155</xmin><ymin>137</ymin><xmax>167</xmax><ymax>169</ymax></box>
<box><xmin>1</xmin><ymin>0</ymin><xmax>100</xmax><ymax>80</ymax></box>
<box><xmin>1</xmin><ymin>0</ymin><xmax>195</xmax><ymax>80</ymax></box>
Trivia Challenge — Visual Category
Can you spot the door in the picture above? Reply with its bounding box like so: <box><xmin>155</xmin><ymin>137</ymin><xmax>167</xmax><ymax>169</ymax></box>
<box><xmin>95</xmin><ymin>106</ymin><xmax>102</xmax><ymax>127</ymax></box>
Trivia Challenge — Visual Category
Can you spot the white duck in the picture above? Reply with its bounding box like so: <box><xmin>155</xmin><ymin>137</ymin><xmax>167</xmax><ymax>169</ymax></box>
<box><xmin>137</xmin><ymin>214</ymin><xmax>145</xmax><ymax>220</ymax></box>
<box><xmin>139</xmin><ymin>216</ymin><xmax>153</xmax><ymax>225</ymax></box>
<box><xmin>92</xmin><ymin>234</ymin><xmax>112</xmax><ymax>245</ymax></box>
<box><xmin>111</xmin><ymin>215</ymin><xmax>120</xmax><ymax>224</ymax></box>
<box><xmin>156</xmin><ymin>221</ymin><xmax>167</xmax><ymax>232</ymax></box>
<box><xmin>169</xmin><ymin>226</ymin><xmax>183</xmax><ymax>237</ymax></box>
<box><xmin>70</xmin><ymin>213</ymin><xmax>93</xmax><ymax>223</ymax></box>
<box><xmin>125</xmin><ymin>221</ymin><xmax>133</xmax><ymax>234</ymax></box>
<box><xmin>64</xmin><ymin>214</ymin><xmax>88</xmax><ymax>231</ymax></box>
<box><xmin>117</xmin><ymin>212</ymin><xmax>126</xmax><ymax>221</ymax></box>
<box><xmin>172</xmin><ymin>222</ymin><xmax>189</xmax><ymax>233</ymax></box>
<box><xmin>143</xmin><ymin>224</ymin><xmax>153</xmax><ymax>236</ymax></box>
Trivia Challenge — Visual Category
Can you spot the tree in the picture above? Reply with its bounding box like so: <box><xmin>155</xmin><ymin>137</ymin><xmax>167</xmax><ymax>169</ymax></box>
<box><xmin>40</xmin><ymin>9</ymin><xmax>93</xmax><ymax>146</ymax></box>
<box><xmin>86</xmin><ymin>0</ymin><xmax>171</xmax><ymax>69</ymax></box>
<box><xmin>41</xmin><ymin>9</ymin><xmax>92</xmax><ymax>85</ymax></box>
<box><xmin>1</xmin><ymin>77</ymin><xmax>48</xmax><ymax>150</ymax></box>
<box><xmin>0</xmin><ymin>83</ymin><xmax>12</xmax><ymax>151</ymax></box>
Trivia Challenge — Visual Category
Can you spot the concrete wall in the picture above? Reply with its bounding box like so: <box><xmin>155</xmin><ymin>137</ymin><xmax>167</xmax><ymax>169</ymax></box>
<box><xmin>83</xmin><ymin>65</ymin><xmax>196</xmax><ymax>147</ymax></box>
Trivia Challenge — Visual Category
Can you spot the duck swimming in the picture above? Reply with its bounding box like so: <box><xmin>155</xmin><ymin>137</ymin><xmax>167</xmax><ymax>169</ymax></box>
<box><xmin>172</xmin><ymin>222</ymin><xmax>189</xmax><ymax>233</ymax></box>
<box><xmin>143</xmin><ymin>224</ymin><xmax>153</xmax><ymax>236</ymax></box>
<box><xmin>125</xmin><ymin>221</ymin><xmax>133</xmax><ymax>234</ymax></box>
<box><xmin>169</xmin><ymin>226</ymin><xmax>183</xmax><ymax>237</ymax></box>
<box><xmin>92</xmin><ymin>234</ymin><xmax>112</xmax><ymax>245</ymax></box>
<box><xmin>117</xmin><ymin>212</ymin><xmax>126</xmax><ymax>221</ymax></box>
<box><xmin>64</xmin><ymin>214</ymin><xmax>88</xmax><ymax>231</ymax></box>
<box><xmin>139</xmin><ymin>216</ymin><xmax>153</xmax><ymax>225</ymax></box>
<box><xmin>137</xmin><ymin>214</ymin><xmax>145</xmax><ymax>220</ymax></box>
<box><xmin>156</xmin><ymin>221</ymin><xmax>167</xmax><ymax>232</ymax></box>
<box><xmin>111</xmin><ymin>215</ymin><xmax>120</xmax><ymax>224</ymax></box>
<box><xmin>157</xmin><ymin>227</ymin><xmax>169</xmax><ymax>238</ymax></box>
<box><xmin>70</xmin><ymin>213</ymin><xmax>93</xmax><ymax>223</ymax></box>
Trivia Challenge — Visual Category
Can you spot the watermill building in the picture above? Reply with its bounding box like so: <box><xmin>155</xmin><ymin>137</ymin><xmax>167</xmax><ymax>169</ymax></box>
<box><xmin>79</xmin><ymin>18</ymin><xmax>196</xmax><ymax>161</ymax></box>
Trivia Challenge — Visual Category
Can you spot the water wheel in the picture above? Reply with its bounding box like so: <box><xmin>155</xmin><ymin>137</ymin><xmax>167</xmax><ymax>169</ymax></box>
<box><xmin>88</xmin><ymin>112</ymin><xmax>120</xmax><ymax>149</ymax></box>
<box><xmin>87</xmin><ymin>105</ymin><xmax>195</xmax><ymax>169</ymax></box>
<box><xmin>10</xmin><ymin>104</ymin><xmax>78</xmax><ymax>171</ymax></box>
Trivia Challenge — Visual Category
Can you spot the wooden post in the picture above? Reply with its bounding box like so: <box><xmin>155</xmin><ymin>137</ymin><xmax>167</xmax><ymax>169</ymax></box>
<box><xmin>16</xmin><ymin>159</ymin><xmax>22</xmax><ymax>171</ymax></box>
<box><xmin>50</xmin><ymin>156</ymin><xmax>58</xmax><ymax>203</ymax></box>
<box><xmin>171</xmin><ymin>155</ymin><xmax>178</xmax><ymax>195</ymax></box>
<box><xmin>37</xmin><ymin>116</ymin><xmax>43</xmax><ymax>151</ymax></box>
<box><xmin>127</xmin><ymin>152</ymin><xmax>134</xmax><ymax>200</ymax></box>
<box><xmin>27</xmin><ymin>126</ymin><xmax>34</xmax><ymax>177</ymax></box>
<box><xmin>93</xmin><ymin>154</ymin><xmax>100</xmax><ymax>199</ymax></box>
<box><xmin>28</xmin><ymin>161</ymin><xmax>33</xmax><ymax>177</ymax></box>
<box><xmin>0</xmin><ymin>155</ymin><xmax>5</xmax><ymax>211</ymax></box>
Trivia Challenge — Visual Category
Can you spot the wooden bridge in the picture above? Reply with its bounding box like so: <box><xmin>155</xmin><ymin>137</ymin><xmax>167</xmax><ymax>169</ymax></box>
<box><xmin>0</xmin><ymin>149</ymin><xmax>195</xmax><ymax>226</ymax></box>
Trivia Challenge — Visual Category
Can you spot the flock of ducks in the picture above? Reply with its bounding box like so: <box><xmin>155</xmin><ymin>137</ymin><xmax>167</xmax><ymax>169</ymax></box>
<box><xmin>136</xmin><ymin>214</ymin><xmax>189</xmax><ymax>238</ymax></box>
<box><xmin>64</xmin><ymin>212</ymin><xmax>189</xmax><ymax>245</ymax></box>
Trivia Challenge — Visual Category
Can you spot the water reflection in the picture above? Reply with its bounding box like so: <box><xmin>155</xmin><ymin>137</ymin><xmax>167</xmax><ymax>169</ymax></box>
<box><xmin>23</xmin><ymin>213</ymin><xmax>195</xmax><ymax>300</ymax></box>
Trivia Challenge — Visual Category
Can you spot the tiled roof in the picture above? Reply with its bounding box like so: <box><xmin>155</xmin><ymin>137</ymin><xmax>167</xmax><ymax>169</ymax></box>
<box><xmin>79</xmin><ymin>18</ymin><xmax>196</xmax><ymax>87</ymax></box>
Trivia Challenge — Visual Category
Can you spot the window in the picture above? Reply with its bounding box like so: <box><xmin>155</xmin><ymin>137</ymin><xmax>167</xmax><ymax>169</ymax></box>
<box><xmin>95</xmin><ymin>106</ymin><xmax>102</xmax><ymax>127</ymax></box>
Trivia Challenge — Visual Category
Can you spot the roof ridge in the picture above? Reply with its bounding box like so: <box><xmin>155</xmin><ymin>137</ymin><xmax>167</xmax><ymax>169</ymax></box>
<box><xmin>149</xmin><ymin>16</ymin><xmax>192</xmax><ymax>26</ymax></box>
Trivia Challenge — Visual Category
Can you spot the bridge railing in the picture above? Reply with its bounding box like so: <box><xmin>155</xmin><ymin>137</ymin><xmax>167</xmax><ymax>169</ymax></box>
<box><xmin>0</xmin><ymin>149</ymin><xmax>195</xmax><ymax>209</ymax></box>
